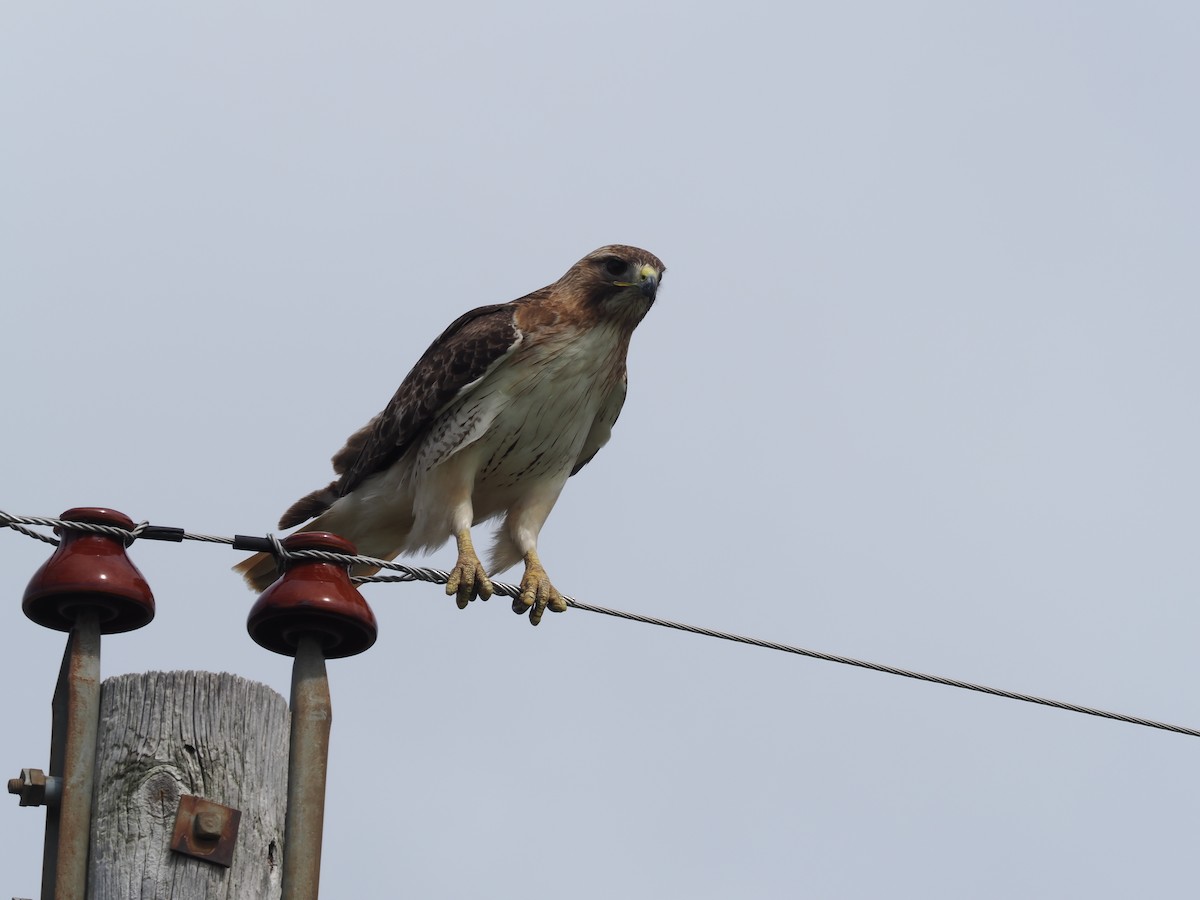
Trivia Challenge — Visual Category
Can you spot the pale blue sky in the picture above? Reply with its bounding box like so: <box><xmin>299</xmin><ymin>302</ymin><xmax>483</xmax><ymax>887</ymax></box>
<box><xmin>3</xmin><ymin>3</ymin><xmax>1199</xmax><ymax>897</ymax></box>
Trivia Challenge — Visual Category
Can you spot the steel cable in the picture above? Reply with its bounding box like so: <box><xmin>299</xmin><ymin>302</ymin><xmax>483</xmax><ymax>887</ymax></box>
<box><xmin>4</xmin><ymin>508</ymin><xmax>1196</xmax><ymax>739</ymax></box>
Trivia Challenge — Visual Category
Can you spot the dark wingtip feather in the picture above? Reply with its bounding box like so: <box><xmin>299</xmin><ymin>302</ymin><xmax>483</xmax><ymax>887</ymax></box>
<box><xmin>278</xmin><ymin>481</ymin><xmax>339</xmax><ymax>529</ymax></box>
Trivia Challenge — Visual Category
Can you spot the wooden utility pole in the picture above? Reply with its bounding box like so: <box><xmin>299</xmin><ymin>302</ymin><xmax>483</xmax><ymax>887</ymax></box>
<box><xmin>87</xmin><ymin>671</ymin><xmax>289</xmax><ymax>899</ymax></box>
<box><xmin>11</xmin><ymin>510</ymin><xmax>376</xmax><ymax>900</ymax></box>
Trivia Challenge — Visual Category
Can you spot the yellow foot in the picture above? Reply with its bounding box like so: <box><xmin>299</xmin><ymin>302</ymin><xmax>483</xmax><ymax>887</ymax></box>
<box><xmin>445</xmin><ymin>531</ymin><xmax>493</xmax><ymax>609</ymax></box>
<box><xmin>511</xmin><ymin>552</ymin><xmax>568</xmax><ymax>626</ymax></box>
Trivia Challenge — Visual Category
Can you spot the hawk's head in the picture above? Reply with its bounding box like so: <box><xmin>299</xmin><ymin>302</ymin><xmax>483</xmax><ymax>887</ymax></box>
<box><xmin>557</xmin><ymin>245</ymin><xmax>666</xmax><ymax>324</ymax></box>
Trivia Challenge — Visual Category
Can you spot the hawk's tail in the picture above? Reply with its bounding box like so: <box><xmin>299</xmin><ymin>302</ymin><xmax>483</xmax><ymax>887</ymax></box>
<box><xmin>233</xmin><ymin>481</ymin><xmax>341</xmax><ymax>591</ymax></box>
<box><xmin>232</xmin><ymin>551</ymin><xmax>282</xmax><ymax>593</ymax></box>
<box><xmin>233</xmin><ymin>545</ymin><xmax>394</xmax><ymax>593</ymax></box>
<box><xmin>233</xmin><ymin>494</ymin><xmax>414</xmax><ymax>592</ymax></box>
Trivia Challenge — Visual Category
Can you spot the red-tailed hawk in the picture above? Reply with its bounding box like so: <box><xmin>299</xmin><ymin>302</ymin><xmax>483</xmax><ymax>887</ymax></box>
<box><xmin>235</xmin><ymin>244</ymin><xmax>664</xmax><ymax>625</ymax></box>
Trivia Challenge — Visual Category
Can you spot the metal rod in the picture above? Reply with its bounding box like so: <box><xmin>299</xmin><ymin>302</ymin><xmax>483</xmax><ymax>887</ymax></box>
<box><xmin>281</xmin><ymin>634</ymin><xmax>332</xmax><ymax>900</ymax></box>
<box><xmin>42</xmin><ymin>609</ymin><xmax>101</xmax><ymax>900</ymax></box>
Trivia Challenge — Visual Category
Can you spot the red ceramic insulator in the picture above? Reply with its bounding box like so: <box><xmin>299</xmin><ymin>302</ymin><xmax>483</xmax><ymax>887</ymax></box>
<box><xmin>22</xmin><ymin>507</ymin><xmax>156</xmax><ymax>634</ymax></box>
<box><xmin>246</xmin><ymin>532</ymin><xmax>378</xmax><ymax>659</ymax></box>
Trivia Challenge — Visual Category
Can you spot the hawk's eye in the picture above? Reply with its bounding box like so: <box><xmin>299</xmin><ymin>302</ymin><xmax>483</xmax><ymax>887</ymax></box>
<box><xmin>603</xmin><ymin>257</ymin><xmax>626</xmax><ymax>277</ymax></box>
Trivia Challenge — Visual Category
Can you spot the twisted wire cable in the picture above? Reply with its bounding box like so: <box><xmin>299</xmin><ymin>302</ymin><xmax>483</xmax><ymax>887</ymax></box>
<box><xmin>4</xmin><ymin>509</ymin><xmax>1196</xmax><ymax>738</ymax></box>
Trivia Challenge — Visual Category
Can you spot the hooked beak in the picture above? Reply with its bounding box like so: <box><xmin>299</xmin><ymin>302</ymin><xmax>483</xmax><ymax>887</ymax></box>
<box><xmin>637</xmin><ymin>264</ymin><xmax>659</xmax><ymax>300</ymax></box>
<box><xmin>613</xmin><ymin>263</ymin><xmax>662</xmax><ymax>301</ymax></box>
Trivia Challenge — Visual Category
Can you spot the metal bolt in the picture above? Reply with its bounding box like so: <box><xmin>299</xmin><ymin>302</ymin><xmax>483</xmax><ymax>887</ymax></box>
<box><xmin>7</xmin><ymin>768</ymin><xmax>60</xmax><ymax>808</ymax></box>
<box><xmin>193</xmin><ymin>809</ymin><xmax>226</xmax><ymax>841</ymax></box>
<box><xmin>171</xmin><ymin>795</ymin><xmax>241</xmax><ymax>868</ymax></box>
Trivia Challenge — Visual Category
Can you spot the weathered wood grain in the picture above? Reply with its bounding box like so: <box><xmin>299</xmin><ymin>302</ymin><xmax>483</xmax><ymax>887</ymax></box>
<box><xmin>88</xmin><ymin>672</ymin><xmax>289</xmax><ymax>899</ymax></box>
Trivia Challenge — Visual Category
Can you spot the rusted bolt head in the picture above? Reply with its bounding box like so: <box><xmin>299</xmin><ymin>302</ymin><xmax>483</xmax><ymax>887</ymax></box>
<box><xmin>8</xmin><ymin>768</ymin><xmax>51</xmax><ymax>807</ymax></box>
<box><xmin>171</xmin><ymin>795</ymin><xmax>241</xmax><ymax>868</ymax></box>
<box><xmin>22</xmin><ymin>508</ymin><xmax>156</xmax><ymax>634</ymax></box>
<box><xmin>194</xmin><ymin>808</ymin><xmax>226</xmax><ymax>841</ymax></box>
<box><xmin>246</xmin><ymin>531</ymin><xmax>378</xmax><ymax>658</ymax></box>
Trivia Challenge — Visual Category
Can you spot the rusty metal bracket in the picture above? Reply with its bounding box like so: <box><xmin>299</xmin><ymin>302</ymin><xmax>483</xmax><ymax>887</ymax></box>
<box><xmin>169</xmin><ymin>795</ymin><xmax>241</xmax><ymax>869</ymax></box>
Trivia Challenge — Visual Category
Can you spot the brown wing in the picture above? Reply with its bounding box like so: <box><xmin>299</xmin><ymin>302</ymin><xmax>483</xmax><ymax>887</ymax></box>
<box><xmin>278</xmin><ymin>300</ymin><xmax>526</xmax><ymax>528</ymax></box>
<box><xmin>334</xmin><ymin>301</ymin><xmax>526</xmax><ymax>494</ymax></box>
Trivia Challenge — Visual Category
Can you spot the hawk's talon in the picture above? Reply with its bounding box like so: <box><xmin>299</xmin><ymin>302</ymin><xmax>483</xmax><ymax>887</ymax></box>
<box><xmin>511</xmin><ymin>593</ymin><xmax>533</xmax><ymax>614</ymax></box>
<box><xmin>514</xmin><ymin>559</ymin><xmax>565</xmax><ymax>626</ymax></box>
<box><xmin>446</xmin><ymin>531</ymin><xmax>493</xmax><ymax>608</ymax></box>
<box><xmin>446</xmin><ymin>560</ymin><xmax>492</xmax><ymax>608</ymax></box>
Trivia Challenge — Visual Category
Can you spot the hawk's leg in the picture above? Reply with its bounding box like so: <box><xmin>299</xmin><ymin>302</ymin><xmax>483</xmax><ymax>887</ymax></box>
<box><xmin>445</xmin><ymin>530</ymin><xmax>493</xmax><ymax>609</ymax></box>
<box><xmin>512</xmin><ymin>549</ymin><xmax>568</xmax><ymax>626</ymax></box>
